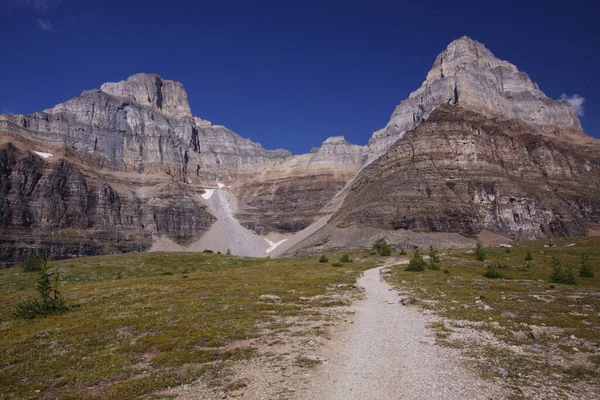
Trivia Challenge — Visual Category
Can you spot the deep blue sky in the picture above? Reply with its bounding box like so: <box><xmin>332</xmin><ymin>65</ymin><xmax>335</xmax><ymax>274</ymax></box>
<box><xmin>1</xmin><ymin>0</ymin><xmax>598</xmax><ymax>154</ymax></box>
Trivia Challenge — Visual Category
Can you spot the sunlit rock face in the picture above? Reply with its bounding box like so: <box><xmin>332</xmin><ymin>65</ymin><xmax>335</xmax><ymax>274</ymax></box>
<box><xmin>0</xmin><ymin>73</ymin><xmax>362</xmax><ymax>263</ymax></box>
<box><xmin>367</xmin><ymin>36</ymin><xmax>583</xmax><ymax>159</ymax></box>
<box><xmin>334</xmin><ymin>104</ymin><xmax>600</xmax><ymax>240</ymax></box>
<box><xmin>0</xmin><ymin>36</ymin><xmax>597</xmax><ymax>264</ymax></box>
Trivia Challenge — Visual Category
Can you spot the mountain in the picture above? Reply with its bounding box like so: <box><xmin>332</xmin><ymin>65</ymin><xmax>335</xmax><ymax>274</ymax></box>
<box><xmin>1</xmin><ymin>37</ymin><xmax>598</xmax><ymax>265</ymax></box>
<box><xmin>366</xmin><ymin>36</ymin><xmax>583</xmax><ymax>158</ymax></box>
<box><xmin>285</xmin><ymin>38</ymin><xmax>599</xmax><ymax>254</ymax></box>
<box><xmin>0</xmin><ymin>74</ymin><xmax>362</xmax><ymax>264</ymax></box>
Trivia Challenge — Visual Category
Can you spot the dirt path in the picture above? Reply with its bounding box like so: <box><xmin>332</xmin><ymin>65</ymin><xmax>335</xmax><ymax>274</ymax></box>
<box><xmin>300</xmin><ymin>265</ymin><xmax>503</xmax><ymax>400</ymax></box>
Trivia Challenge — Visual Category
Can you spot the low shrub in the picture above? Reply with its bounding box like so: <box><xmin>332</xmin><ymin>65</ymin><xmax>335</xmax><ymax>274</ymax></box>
<box><xmin>483</xmin><ymin>264</ymin><xmax>503</xmax><ymax>279</ymax></box>
<box><xmin>21</xmin><ymin>252</ymin><xmax>47</xmax><ymax>272</ymax></box>
<box><xmin>525</xmin><ymin>250</ymin><xmax>533</xmax><ymax>261</ymax></box>
<box><xmin>331</xmin><ymin>262</ymin><xmax>343</xmax><ymax>267</ymax></box>
<box><xmin>399</xmin><ymin>249</ymin><xmax>407</xmax><ymax>256</ymax></box>
<box><xmin>475</xmin><ymin>240</ymin><xmax>486</xmax><ymax>261</ymax></box>
<box><xmin>550</xmin><ymin>256</ymin><xmax>576</xmax><ymax>285</ymax></box>
<box><xmin>405</xmin><ymin>249</ymin><xmax>426</xmax><ymax>272</ymax></box>
<box><xmin>373</xmin><ymin>238</ymin><xmax>392</xmax><ymax>256</ymax></box>
<box><xmin>340</xmin><ymin>254</ymin><xmax>352</xmax><ymax>263</ymax></box>
<box><xmin>579</xmin><ymin>253</ymin><xmax>594</xmax><ymax>278</ymax></box>
<box><xmin>202</xmin><ymin>249</ymin><xmax>214</xmax><ymax>254</ymax></box>
<box><xmin>319</xmin><ymin>255</ymin><xmax>329</xmax><ymax>263</ymax></box>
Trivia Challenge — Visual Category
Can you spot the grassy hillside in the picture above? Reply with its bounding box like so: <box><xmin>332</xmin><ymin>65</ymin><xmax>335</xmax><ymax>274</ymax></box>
<box><xmin>0</xmin><ymin>252</ymin><xmax>371</xmax><ymax>399</ymax></box>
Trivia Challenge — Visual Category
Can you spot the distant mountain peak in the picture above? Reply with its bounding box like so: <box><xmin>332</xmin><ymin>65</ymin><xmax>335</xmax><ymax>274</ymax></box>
<box><xmin>100</xmin><ymin>73</ymin><xmax>192</xmax><ymax>118</ymax></box>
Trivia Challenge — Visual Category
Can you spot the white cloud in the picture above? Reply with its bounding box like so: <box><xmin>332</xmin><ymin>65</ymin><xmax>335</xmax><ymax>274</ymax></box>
<box><xmin>36</xmin><ymin>18</ymin><xmax>53</xmax><ymax>31</ymax></box>
<box><xmin>559</xmin><ymin>93</ymin><xmax>585</xmax><ymax>117</ymax></box>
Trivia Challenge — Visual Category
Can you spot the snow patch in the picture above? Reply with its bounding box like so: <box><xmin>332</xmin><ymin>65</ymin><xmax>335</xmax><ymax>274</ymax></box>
<box><xmin>264</xmin><ymin>238</ymin><xmax>288</xmax><ymax>254</ymax></box>
<box><xmin>201</xmin><ymin>189</ymin><xmax>215</xmax><ymax>200</ymax></box>
<box><xmin>33</xmin><ymin>151</ymin><xmax>53</xmax><ymax>159</ymax></box>
<box><xmin>217</xmin><ymin>182</ymin><xmax>225</xmax><ymax>189</ymax></box>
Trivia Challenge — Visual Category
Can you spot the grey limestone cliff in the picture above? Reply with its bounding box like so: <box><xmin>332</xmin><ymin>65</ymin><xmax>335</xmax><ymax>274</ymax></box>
<box><xmin>367</xmin><ymin>36</ymin><xmax>583</xmax><ymax>158</ymax></box>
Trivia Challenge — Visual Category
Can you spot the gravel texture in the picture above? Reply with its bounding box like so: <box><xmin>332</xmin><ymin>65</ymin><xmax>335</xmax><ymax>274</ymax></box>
<box><xmin>300</xmin><ymin>266</ymin><xmax>504</xmax><ymax>399</ymax></box>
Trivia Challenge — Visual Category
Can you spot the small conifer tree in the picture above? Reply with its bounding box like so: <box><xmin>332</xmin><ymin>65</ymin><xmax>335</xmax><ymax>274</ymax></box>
<box><xmin>428</xmin><ymin>245</ymin><xmax>440</xmax><ymax>270</ymax></box>
<box><xmin>405</xmin><ymin>249</ymin><xmax>426</xmax><ymax>272</ymax></box>
<box><xmin>475</xmin><ymin>240</ymin><xmax>487</xmax><ymax>261</ymax></box>
<box><xmin>579</xmin><ymin>253</ymin><xmax>594</xmax><ymax>278</ymax></box>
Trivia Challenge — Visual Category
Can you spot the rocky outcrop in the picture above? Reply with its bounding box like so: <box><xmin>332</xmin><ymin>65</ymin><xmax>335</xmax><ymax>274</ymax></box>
<box><xmin>0</xmin><ymin>142</ymin><xmax>215</xmax><ymax>266</ymax></box>
<box><xmin>0</xmin><ymin>74</ymin><xmax>361</xmax><ymax>262</ymax></box>
<box><xmin>233</xmin><ymin>136</ymin><xmax>363</xmax><ymax>233</ymax></box>
<box><xmin>1</xmin><ymin>75</ymin><xmax>290</xmax><ymax>177</ymax></box>
<box><xmin>367</xmin><ymin>36</ymin><xmax>583</xmax><ymax>158</ymax></box>
<box><xmin>333</xmin><ymin>105</ymin><xmax>600</xmax><ymax>241</ymax></box>
<box><xmin>99</xmin><ymin>73</ymin><xmax>193</xmax><ymax>118</ymax></box>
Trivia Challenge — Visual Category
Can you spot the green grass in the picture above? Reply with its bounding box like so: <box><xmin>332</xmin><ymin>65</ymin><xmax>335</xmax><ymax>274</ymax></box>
<box><xmin>0</xmin><ymin>252</ymin><xmax>372</xmax><ymax>399</ymax></box>
<box><xmin>387</xmin><ymin>237</ymin><xmax>600</xmax><ymax>394</ymax></box>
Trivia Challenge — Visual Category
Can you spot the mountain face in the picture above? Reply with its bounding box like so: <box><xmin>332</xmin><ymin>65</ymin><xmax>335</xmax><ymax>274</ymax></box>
<box><xmin>1</xmin><ymin>36</ymin><xmax>598</xmax><ymax>265</ymax></box>
<box><xmin>0</xmin><ymin>74</ymin><xmax>363</xmax><ymax>264</ymax></box>
<box><xmin>366</xmin><ymin>37</ymin><xmax>583</xmax><ymax>158</ymax></box>
<box><xmin>332</xmin><ymin>105</ymin><xmax>599</xmax><ymax>241</ymax></box>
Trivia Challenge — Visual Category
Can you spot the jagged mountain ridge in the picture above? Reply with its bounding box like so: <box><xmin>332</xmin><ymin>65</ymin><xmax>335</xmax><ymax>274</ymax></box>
<box><xmin>1</xmin><ymin>36</ymin><xmax>597</xmax><ymax>264</ymax></box>
<box><xmin>367</xmin><ymin>36</ymin><xmax>584</xmax><ymax>158</ymax></box>
<box><xmin>0</xmin><ymin>73</ymin><xmax>364</xmax><ymax>264</ymax></box>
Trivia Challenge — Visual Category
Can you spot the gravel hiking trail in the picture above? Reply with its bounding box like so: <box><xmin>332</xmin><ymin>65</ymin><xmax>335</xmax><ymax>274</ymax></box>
<box><xmin>301</xmin><ymin>265</ymin><xmax>503</xmax><ymax>400</ymax></box>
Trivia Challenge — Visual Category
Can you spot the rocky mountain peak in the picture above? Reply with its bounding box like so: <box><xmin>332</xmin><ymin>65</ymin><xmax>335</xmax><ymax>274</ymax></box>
<box><xmin>425</xmin><ymin>36</ymin><xmax>515</xmax><ymax>82</ymax></box>
<box><xmin>319</xmin><ymin>136</ymin><xmax>363</xmax><ymax>155</ymax></box>
<box><xmin>100</xmin><ymin>73</ymin><xmax>192</xmax><ymax>118</ymax></box>
<box><xmin>367</xmin><ymin>36</ymin><xmax>584</xmax><ymax>159</ymax></box>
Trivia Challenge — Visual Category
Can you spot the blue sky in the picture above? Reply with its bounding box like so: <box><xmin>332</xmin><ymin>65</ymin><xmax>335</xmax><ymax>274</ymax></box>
<box><xmin>1</xmin><ymin>0</ymin><xmax>598</xmax><ymax>154</ymax></box>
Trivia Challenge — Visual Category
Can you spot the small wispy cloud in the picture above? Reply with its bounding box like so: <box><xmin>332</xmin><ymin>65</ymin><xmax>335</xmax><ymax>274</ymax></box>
<box><xmin>10</xmin><ymin>0</ymin><xmax>63</xmax><ymax>30</ymax></box>
<box><xmin>14</xmin><ymin>0</ymin><xmax>62</xmax><ymax>12</ymax></box>
<box><xmin>36</xmin><ymin>18</ymin><xmax>52</xmax><ymax>31</ymax></box>
<box><xmin>559</xmin><ymin>93</ymin><xmax>585</xmax><ymax>117</ymax></box>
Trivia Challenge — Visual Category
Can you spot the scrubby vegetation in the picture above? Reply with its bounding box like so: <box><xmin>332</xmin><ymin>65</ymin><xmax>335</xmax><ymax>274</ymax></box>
<box><xmin>579</xmin><ymin>253</ymin><xmax>594</xmax><ymax>278</ymax></box>
<box><xmin>550</xmin><ymin>255</ymin><xmax>577</xmax><ymax>285</ymax></box>
<box><xmin>405</xmin><ymin>249</ymin><xmax>426</xmax><ymax>272</ymax></box>
<box><xmin>474</xmin><ymin>240</ymin><xmax>486</xmax><ymax>261</ymax></box>
<box><xmin>428</xmin><ymin>246</ymin><xmax>440</xmax><ymax>270</ymax></box>
<box><xmin>14</xmin><ymin>257</ymin><xmax>70</xmax><ymax>319</ymax></box>
<box><xmin>319</xmin><ymin>255</ymin><xmax>329</xmax><ymax>263</ymax></box>
<box><xmin>340</xmin><ymin>254</ymin><xmax>352</xmax><ymax>263</ymax></box>
<box><xmin>20</xmin><ymin>252</ymin><xmax>47</xmax><ymax>272</ymax></box>
<box><xmin>373</xmin><ymin>238</ymin><xmax>392</xmax><ymax>256</ymax></box>
<box><xmin>0</xmin><ymin>252</ymin><xmax>371</xmax><ymax>398</ymax></box>
<box><xmin>483</xmin><ymin>264</ymin><xmax>503</xmax><ymax>279</ymax></box>
<box><xmin>387</xmin><ymin>237</ymin><xmax>600</xmax><ymax>398</ymax></box>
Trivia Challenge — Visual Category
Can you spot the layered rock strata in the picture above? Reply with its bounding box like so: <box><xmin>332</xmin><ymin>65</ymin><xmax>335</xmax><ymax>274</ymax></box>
<box><xmin>333</xmin><ymin>105</ymin><xmax>600</xmax><ymax>241</ymax></box>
